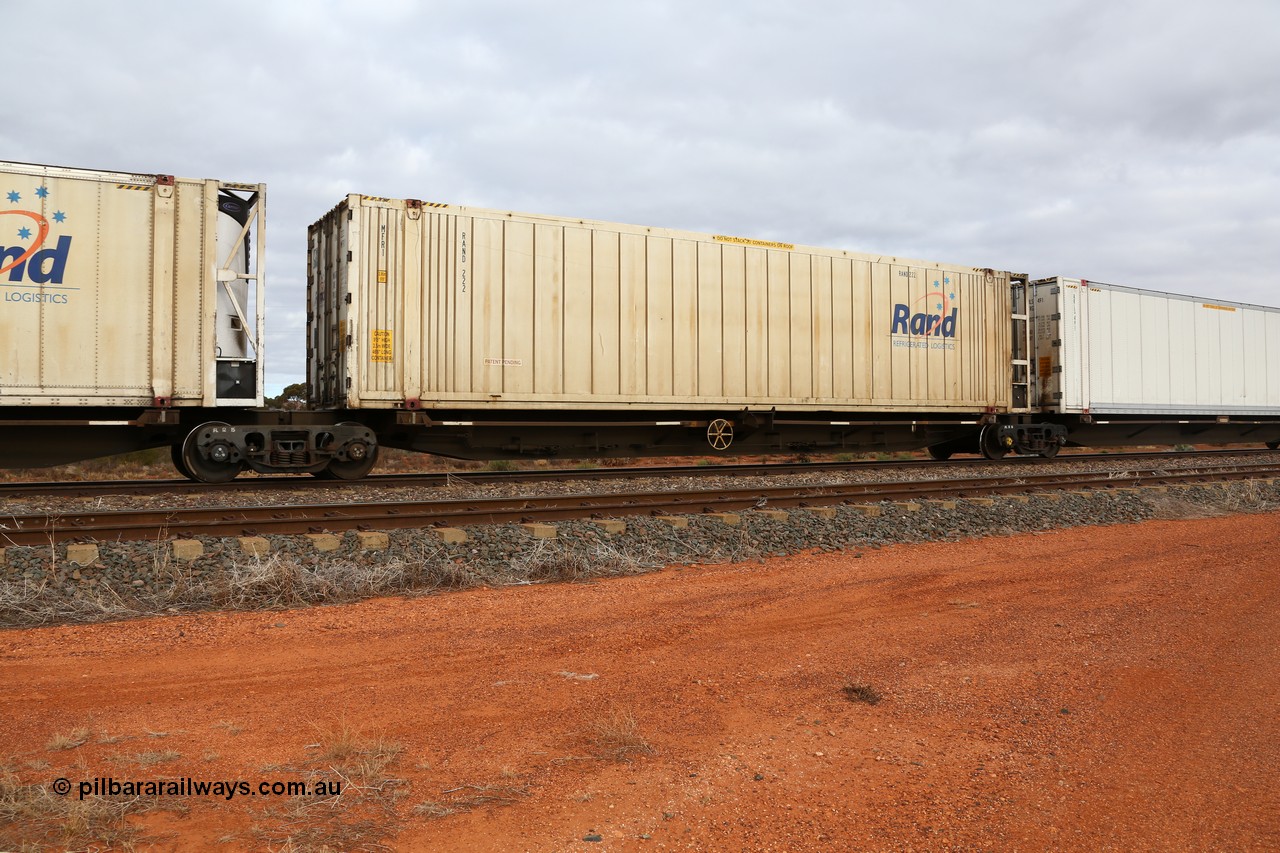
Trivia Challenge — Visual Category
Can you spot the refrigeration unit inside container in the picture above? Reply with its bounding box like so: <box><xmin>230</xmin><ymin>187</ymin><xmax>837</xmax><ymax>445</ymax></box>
<box><xmin>1031</xmin><ymin>277</ymin><xmax>1280</xmax><ymax>415</ymax></box>
<box><xmin>308</xmin><ymin>194</ymin><xmax>1019</xmax><ymax>416</ymax></box>
<box><xmin>0</xmin><ymin>160</ymin><xmax>265</xmax><ymax>407</ymax></box>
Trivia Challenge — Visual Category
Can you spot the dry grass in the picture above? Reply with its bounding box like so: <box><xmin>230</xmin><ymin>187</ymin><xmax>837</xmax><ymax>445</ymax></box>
<box><xmin>45</xmin><ymin>727</ymin><xmax>90</xmax><ymax>751</ymax></box>
<box><xmin>251</xmin><ymin>721</ymin><xmax>407</xmax><ymax>851</ymax></box>
<box><xmin>588</xmin><ymin>707</ymin><xmax>654</xmax><ymax>763</ymax></box>
<box><xmin>0</xmin><ymin>767</ymin><xmax>166</xmax><ymax>851</ymax></box>
<box><xmin>413</xmin><ymin>783</ymin><xmax>530</xmax><ymax>819</ymax></box>
<box><xmin>0</xmin><ymin>529</ymin><xmax>669</xmax><ymax>629</ymax></box>
<box><xmin>117</xmin><ymin>749</ymin><xmax>182</xmax><ymax>767</ymax></box>
<box><xmin>842</xmin><ymin>683</ymin><xmax>883</xmax><ymax>705</ymax></box>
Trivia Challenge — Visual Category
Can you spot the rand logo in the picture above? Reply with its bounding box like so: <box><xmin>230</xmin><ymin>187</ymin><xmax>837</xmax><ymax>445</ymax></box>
<box><xmin>890</xmin><ymin>275</ymin><xmax>959</xmax><ymax>338</ymax></box>
<box><xmin>1</xmin><ymin>186</ymin><xmax>72</xmax><ymax>284</ymax></box>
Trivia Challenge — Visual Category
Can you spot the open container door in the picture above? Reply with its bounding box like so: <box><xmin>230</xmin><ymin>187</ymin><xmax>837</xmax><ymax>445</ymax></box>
<box><xmin>211</xmin><ymin>181</ymin><xmax>265</xmax><ymax>406</ymax></box>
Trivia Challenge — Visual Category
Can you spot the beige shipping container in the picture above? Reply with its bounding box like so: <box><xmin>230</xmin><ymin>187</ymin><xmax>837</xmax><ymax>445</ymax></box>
<box><xmin>0</xmin><ymin>160</ymin><xmax>265</xmax><ymax>407</ymax></box>
<box><xmin>309</xmin><ymin>195</ymin><xmax>1014</xmax><ymax>414</ymax></box>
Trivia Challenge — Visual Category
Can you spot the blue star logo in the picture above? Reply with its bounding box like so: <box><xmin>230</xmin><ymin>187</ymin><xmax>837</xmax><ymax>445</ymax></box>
<box><xmin>34</xmin><ymin>186</ymin><xmax>48</xmax><ymax>199</ymax></box>
<box><xmin>932</xmin><ymin>280</ymin><xmax>941</xmax><ymax>288</ymax></box>
<box><xmin>17</xmin><ymin>226</ymin><xmax>32</xmax><ymax>240</ymax></box>
<box><xmin>6</xmin><ymin>190</ymin><xmax>19</xmax><ymax>203</ymax></box>
<box><xmin>52</xmin><ymin>211</ymin><xmax>66</xmax><ymax>223</ymax></box>
<box><xmin>943</xmin><ymin>276</ymin><xmax>951</xmax><ymax>284</ymax></box>
<box><xmin>949</xmin><ymin>292</ymin><xmax>956</xmax><ymax>299</ymax></box>
<box><xmin>937</xmin><ymin>302</ymin><xmax>944</xmax><ymax>310</ymax></box>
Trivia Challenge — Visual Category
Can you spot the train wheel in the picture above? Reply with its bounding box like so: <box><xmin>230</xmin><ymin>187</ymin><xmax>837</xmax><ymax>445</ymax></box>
<box><xmin>181</xmin><ymin>422</ymin><xmax>243</xmax><ymax>484</ymax></box>
<box><xmin>707</xmin><ymin>418</ymin><xmax>734</xmax><ymax>450</ymax></box>
<box><xmin>171</xmin><ymin>443</ymin><xmax>194</xmax><ymax>480</ymax></box>
<box><xmin>979</xmin><ymin>425</ymin><xmax>1007</xmax><ymax>461</ymax></box>
<box><xmin>926</xmin><ymin>445</ymin><xmax>953</xmax><ymax>461</ymax></box>
<box><xmin>316</xmin><ymin>423</ymin><xmax>379</xmax><ymax>480</ymax></box>
<box><xmin>1040</xmin><ymin>442</ymin><xmax>1060</xmax><ymax>459</ymax></box>
<box><xmin>1268</xmin><ymin>441</ymin><xmax>1280</xmax><ymax>450</ymax></box>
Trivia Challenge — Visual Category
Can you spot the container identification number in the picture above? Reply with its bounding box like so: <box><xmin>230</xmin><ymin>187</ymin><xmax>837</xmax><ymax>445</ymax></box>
<box><xmin>459</xmin><ymin>231</ymin><xmax>468</xmax><ymax>293</ymax></box>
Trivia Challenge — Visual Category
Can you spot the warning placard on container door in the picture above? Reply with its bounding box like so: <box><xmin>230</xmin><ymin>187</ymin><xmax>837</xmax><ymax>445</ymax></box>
<box><xmin>371</xmin><ymin>329</ymin><xmax>393</xmax><ymax>362</ymax></box>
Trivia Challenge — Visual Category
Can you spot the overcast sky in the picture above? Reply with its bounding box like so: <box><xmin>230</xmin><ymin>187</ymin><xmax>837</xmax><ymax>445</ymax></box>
<box><xmin>8</xmin><ymin>0</ymin><xmax>1279</xmax><ymax>393</ymax></box>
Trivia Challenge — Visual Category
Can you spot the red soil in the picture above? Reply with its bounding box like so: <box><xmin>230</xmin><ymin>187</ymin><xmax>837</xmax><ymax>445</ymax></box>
<box><xmin>2</xmin><ymin>511</ymin><xmax>1278</xmax><ymax>851</ymax></box>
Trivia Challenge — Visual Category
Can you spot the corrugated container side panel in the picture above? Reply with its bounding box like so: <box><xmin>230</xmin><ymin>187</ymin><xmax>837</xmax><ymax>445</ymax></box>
<box><xmin>1267</xmin><ymin>312</ymin><xmax>1280</xmax><ymax>404</ymax></box>
<box><xmin>851</xmin><ymin>260</ymin><xmax>872</xmax><ymax>402</ymax></box>
<box><xmin>503</xmin><ymin>221</ymin><xmax>534</xmax><ymax>394</ymax></box>
<box><xmin>433</xmin><ymin>212</ymin><xmax>448</xmax><ymax>395</ymax></box>
<box><xmin>622</xmin><ymin>233</ymin><xmax>648</xmax><ymax>394</ymax></box>
<box><xmin>888</xmin><ymin>266</ymin><xmax>909</xmax><ymax>400</ymax></box>
<box><xmin>1067</xmin><ymin>283</ymin><xmax>1086</xmax><ymax>410</ymax></box>
<box><xmin>1115</xmin><ymin>291</ymin><xmax>1141</xmax><ymax>405</ymax></box>
<box><xmin>563</xmin><ymin>226</ymin><xmax>593</xmax><ymax>395</ymax></box>
<box><xmin>1087</xmin><ymin>289</ymin><xmax>1109</xmax><ymax>407</ymax></box>
<box><xmin>1242</xmin><ymin>309</ymin><xmax>1265</xmax><ymax>406</ymax></box>
<box><xmin>1167</xmin><ymin>298</ymin><xmax>1196</xmax><ymax>405</ymax></box>
<box><xmin>812</xmin><ymin>256</ymin><xmax>833</xmax><ymax>400</ymax></box>
<box><xmin>955</xmin><ymin>271</ymin><xmax>974</xmax><ymax>404</ymax></box>
<box><xmin>1223</xmin><ymin>307</ymin><xmax>1246</xmax><ymax>405</ymax></box>
<box><xmin>591</xmin><ymin>230</ymin><xmax>620</xmax><ymax>395</ymax></box>
<box><xmin>788</xmin><ymin>254</ymin><xmax>812</xmax><ymax>398</ymax></box>
<box><xmin>451</xmin><ymin>215</ymin><xmax>469</xmax><ymax>394</ymax></box>
<box><xmin>1193</xmin><ymin>305</ymin><xmax>1220</xmax><ymax>406</ymax></box>
<box><xmin>533</xmin><ymin>223</ymin><xmax>564</xmax><ymax>395</ymax></box>
<box><xmin>172</xmin><ymin>182</ymin><xmax>205</xmax><ymax>399</ymax></box>
<box><xmin>699</xmin><ymin>242</ymin><xmax>725</xmax><ymax>397</ymax></box>
<box><xmin>645</xmin><ymin>236</ymin><xmax>673</xmax><ymax>397</ymax></box>
<box><xmin>830</xmin><ymin>260</ymin><xmax>852</xmax><ymax>399</ymax></box>
<box><xmin>1144</xmin><ymin>294</ymin><xmax>1171</xmax><ymax>404</ymax></box>
<box><xmin>720</xmin><ymin>245</ymin><xmax>746</xmax><ymax>397</ymax></box>
<box><xmin>672</xmin><ymin>239</ymin><xmax>698</xmax><ymax>397</ymax></box>
<box><xmin>869</xmin><ymin>262</ymin><xmax>890</xmax><ymax>400</ymax></box>
<box><xmin>743</xmin><ymin>247</ymin><xmax>768</xmax><ymax>397</ymax></box>
<box><xmin>472</xmin><ymin>218</ymin><xmax>502</xmax><ymax>393</ymax></box>
<box><xmin>766</xmin><ymin>251</ymin><xmax>789</xmax><ymax>397</ymax></box>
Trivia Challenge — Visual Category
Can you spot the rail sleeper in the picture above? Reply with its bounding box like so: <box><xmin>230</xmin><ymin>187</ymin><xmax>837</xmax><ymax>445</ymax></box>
<box><xmin>171</xmin><ymin>540</ymin><xmax>204</xmax><ymax>562</ymax></box>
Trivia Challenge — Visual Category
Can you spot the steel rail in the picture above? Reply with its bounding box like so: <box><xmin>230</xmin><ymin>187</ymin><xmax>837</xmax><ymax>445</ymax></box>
<box><xmin>1</xmin><ymin>447</ymin><xmax>1275</xmax><ymax>498</ymax></box>
<box><xmin>3</xmin><ymin>461</ymin><xmax>1277</xmax><ymax>547</ymax></box>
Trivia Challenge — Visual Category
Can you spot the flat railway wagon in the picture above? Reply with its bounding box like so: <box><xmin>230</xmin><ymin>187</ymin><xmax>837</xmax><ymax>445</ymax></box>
<box><xmin>308</xmin><ymin>194</ymin><xmax>1065</xmax><ymax>464</ymax></box>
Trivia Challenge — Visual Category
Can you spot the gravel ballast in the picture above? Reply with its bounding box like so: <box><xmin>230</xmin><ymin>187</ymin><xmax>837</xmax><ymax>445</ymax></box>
<box><xmin>3</xmin><ymin>479</ymin><xmax>1278</xmax><ymax>627</ymax></box>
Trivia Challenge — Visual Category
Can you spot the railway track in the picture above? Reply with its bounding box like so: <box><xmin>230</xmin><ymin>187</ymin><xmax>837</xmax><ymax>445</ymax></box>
<box><xmin>4</xmin><ymin>458</ymin><xmax>1277</xmax><ymax>547</ymax></box>
<box><xmin>1</xmin><ymin>447</ymin><xmax>1275</xmax><ymax>499</ymax></box>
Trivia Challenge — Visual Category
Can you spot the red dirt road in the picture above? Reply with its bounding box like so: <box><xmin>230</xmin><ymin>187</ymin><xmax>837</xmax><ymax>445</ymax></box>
<box><xmin>3</xmin><ymin>512</ymin><xmax>1279</xmax><ymax>851</ymax></box>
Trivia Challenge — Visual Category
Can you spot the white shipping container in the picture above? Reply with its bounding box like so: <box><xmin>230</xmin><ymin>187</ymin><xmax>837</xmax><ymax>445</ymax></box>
<box><xmin>309</xmin><ymin>195</ymin><xmax>1016</xmax><ymax>414</ymax></box>
<box><xmin>1032</xmin><ymin>277</ymin><xmax>1280</xmax><ymax>415</ymax></box>
<box><xmin>0</xmin><ymin>160</ymin><xmax>265</xmax><ymax>407</ymax></box>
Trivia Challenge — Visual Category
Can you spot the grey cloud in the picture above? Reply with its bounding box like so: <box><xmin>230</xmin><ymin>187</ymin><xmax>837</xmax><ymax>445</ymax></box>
<box><xmin>8</xmin><ymin>0</ymin><xmax>1278</xmax><ymax>390</ymax></box>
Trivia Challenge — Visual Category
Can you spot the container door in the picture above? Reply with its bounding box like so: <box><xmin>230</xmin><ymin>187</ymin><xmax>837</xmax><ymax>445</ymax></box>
<box><xmin>212</xmin><ymin>183</ymin><xmax>264</xmax><ymax>404</ymax></box>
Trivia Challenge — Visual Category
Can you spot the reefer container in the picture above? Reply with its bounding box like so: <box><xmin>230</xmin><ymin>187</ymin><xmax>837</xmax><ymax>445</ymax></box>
<box><xmin>1032</xmin><ymin>277</ymin><xmax>1280</xmax><ymax>415</ymax></box>
<box><xmin>0</xmin><ymin>160</ymin><xmax>265</xmax><ymax>407</ymax></box>
<box><xmin>308</xmin><ymin>195</ymin><xmax>1017</xmax><ymax>415</ymax></box>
